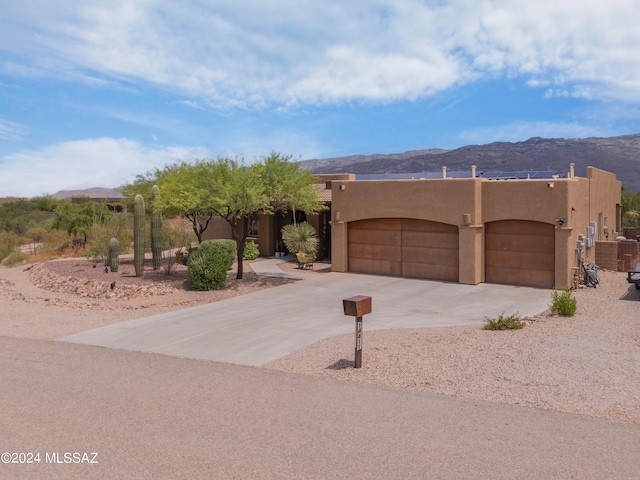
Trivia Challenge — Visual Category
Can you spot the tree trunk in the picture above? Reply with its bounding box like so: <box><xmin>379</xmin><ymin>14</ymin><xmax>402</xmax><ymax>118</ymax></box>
<box><xmin>190</xmin><ymin>216</ymin><xmax>203</xmax><ymax>244</ymax></box>
<box><xmin>221</xmin><ymin>217</ymin><xmax>248</xmax><ymax>280</ymax></box>
<box><xmin>236</xmin><ymin>240</ymin><xmax>245</xmax><ymax>280</ymax></box>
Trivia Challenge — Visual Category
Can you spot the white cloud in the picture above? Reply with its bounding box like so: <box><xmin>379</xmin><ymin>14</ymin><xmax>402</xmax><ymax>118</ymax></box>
<box><xmin>0</xmin><ymin>133</ymin><xmax>326</xmax><ymax>198</ymax></box>
<box><xmin>0</xmin><ymin>138</ymin><xmax>210</xmax><ymax>197</ymax></box>
<box><xmin>0</xmin><ymin>119</ymin><xmax>27</xmax><ymax>141</ymax></box>
<box><xmin>2</xmin><ymin>0</ymin><xmax>640</xmax><ymax>106</ymax></box>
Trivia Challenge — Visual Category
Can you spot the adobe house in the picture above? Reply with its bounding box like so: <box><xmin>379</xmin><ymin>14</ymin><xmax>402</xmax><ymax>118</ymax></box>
<box><xmin>330</xmin><ymin>166</ymin><xmax>621</xmax><ymax>289</ymax></box>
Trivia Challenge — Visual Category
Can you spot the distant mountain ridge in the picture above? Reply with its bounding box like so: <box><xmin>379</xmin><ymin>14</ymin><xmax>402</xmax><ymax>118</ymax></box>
<box><xmin>303</xmin><ymin>134</ymin><xmax>640</xmax><ymax>191</ymax></box>
<box><xmin>50</xmin><ymin>187</ymin><xmax>124</xmax><ymax>200</ymax></box>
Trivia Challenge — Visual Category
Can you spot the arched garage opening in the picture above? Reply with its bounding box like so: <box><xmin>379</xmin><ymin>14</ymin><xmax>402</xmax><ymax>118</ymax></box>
<box><xmin>485</xmin><ymin>220</ymin><xmax>555</xmax><ymax>288</ymax></box>
<box><xmin>348</xmin><ymin>218</ymin><xmax>459</xmax><ymax>282</ymax></box>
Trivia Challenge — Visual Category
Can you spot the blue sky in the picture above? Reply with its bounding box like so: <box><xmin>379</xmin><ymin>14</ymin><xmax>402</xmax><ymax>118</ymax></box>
<box><xmin>2</xmin><ymin>0</ymin><xmax>640</xmax><ymax>197</ymax></box>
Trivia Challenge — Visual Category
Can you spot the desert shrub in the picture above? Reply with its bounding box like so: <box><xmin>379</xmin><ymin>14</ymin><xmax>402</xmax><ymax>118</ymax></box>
<box><xmin>160</xmin><ymin>221</ymin><xmax>196</xmax><ymax>275</ymax></box>
<box><xmin>3</xmin><ymin>250</ymin><xmax>29</xmax><ymax>267</ymax></box>
<box><xmin>187</xmin><ymin>245</ymin><xmax>233</xmax><ymax>291</ymax></box>
<box><xmin>483</xmin><ymin>312</ymin><xmax>525</xmax><ymax>330</ymax></box>
<box><xmin>243</xmin><ymin>241</ymin><xmax>259</xmax><ymax>260</ymax></box>
<box><xmin>281</xmin><ymin>222</ymin><xmax>319</xmax><ymax>255</ymax></box>
<box><xmin>0</xmin><ymin>232</ymin><xmax>20</xmax><ymax>254</ymax></box>
<box><xmin>0</xmin><ymin>242</ymin><xmax>10</xmax><ymax>261</ymax></box>
<box><xmin>550</xmin><ymin>289</ymin><xmax>577</xmax><ymax>316</ymax></box>
<box><xmin>199</xmin><ymin>239</ymin><xmax>237</xmax><ymax>264</ymax></box>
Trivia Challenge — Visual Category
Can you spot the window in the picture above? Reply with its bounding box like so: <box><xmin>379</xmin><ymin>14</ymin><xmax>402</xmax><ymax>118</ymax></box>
<box><xmin>248</xmin><ymin>213</ymin><xmax>259</xmax><ymax>237</ymax></box>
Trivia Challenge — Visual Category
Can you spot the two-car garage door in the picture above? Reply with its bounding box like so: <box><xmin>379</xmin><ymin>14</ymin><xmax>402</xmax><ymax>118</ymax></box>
<box><xmin>348</xmin><ymin>218</ymin><xmax>459</xmax><ymax>282</ymax></box>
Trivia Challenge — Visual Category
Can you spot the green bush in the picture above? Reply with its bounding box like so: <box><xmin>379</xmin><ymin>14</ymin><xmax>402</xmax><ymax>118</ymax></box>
<box><xmin>3</xmin><ymin>250</ymin><xmax>29</xmax><ymax>267</ymax></box>
<box><xmin>187</xmin><ymin>245</ymin><xmax>233</xmax><ymax>291</ymax></box>
<box><xmin>243</xmin><ymin>241</ymin><xmax>259</xmax><ymax>260</ymax></box>
<box><xmin>550</xmin><ymin>289</ymin><xmax>577</xmax><ymax>316</ymax></box>
<box><xmin>199</xmin><ymin>239</ymin><xmax>237</xmax><ymax>264</ymax></box>
<box><xmin>483</xmin><ymin>312</ymin><xmax>525</xmax><ymax>330</ymax></box>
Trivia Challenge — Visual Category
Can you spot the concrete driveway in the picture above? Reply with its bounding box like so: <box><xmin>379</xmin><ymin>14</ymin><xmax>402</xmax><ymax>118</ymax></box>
<box><xmin>58</xmin><ymin>259</ymin><xmax>551</xmax><ymax>366</ymax></box>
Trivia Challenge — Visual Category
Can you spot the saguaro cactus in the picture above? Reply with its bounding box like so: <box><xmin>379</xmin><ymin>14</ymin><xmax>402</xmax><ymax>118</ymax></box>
<box><xmin>108</xmin><ymin>237</ymin><xmax>120</xmax><ymax>273</ymax></box>
<box><xmin>150</xmin><ymin>185</ymin><xmax>163</xmax><ymax>270</ymax></box>
<box><xmin>133</xmin><ymin>194</ymin><xmax>145</xmax><ymax>277</ymax></box>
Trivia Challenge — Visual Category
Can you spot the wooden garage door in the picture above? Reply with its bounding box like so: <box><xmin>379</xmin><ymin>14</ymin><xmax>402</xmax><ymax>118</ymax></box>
<box><xmin>348</xmin><ymin>218</ymin><xmax>459</xmax><ymax>281</ymax></box>
<box><xmin>485</xmin><ymin>220</ymin><xmax>555</xmax><ymax>288</ymax></box>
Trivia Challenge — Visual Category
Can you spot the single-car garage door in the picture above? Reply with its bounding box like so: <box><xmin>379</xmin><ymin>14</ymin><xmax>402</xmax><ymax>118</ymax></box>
<box><xmin>485</xmin><ymin>220</ymin><xmax>555</xmax><ymax>288</ymax></box>
<box><xmin>348</xmin><ymin>218</ymin><xmax>459</xmax><ymax>282</ymax></box>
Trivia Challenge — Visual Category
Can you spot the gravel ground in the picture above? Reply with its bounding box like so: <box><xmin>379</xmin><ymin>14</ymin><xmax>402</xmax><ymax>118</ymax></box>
<box><xmin>265</xmin><ymin>269</ymin><xmax>640</xmax><ymax>424</ymax></box>
<box><xmin>1</xmin><ymin>258</ymin><xmax>639</xmax><ymax>424</ymax></box>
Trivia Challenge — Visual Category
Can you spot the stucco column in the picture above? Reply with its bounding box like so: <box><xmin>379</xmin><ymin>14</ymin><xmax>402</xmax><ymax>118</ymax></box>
<box><xmin>330</xmin><ymin>221</ymin><xmax>348</xmax><ymax>272</ymax></box>
<box><xmin>554</xmin><ymin>227</ymin><xmax>574</xmax><ymax>289</ymax></box>
<box><xmin>459</xmin><ymin>225</ymin><xmax>483</xmax><ymax>285</ymax></box>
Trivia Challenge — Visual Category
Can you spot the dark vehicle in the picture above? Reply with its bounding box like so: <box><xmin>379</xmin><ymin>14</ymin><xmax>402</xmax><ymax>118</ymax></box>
<box><xmin>627</xmin><ymin>262</ymin><xmax>640</xmax><ymax>290</ymax></box>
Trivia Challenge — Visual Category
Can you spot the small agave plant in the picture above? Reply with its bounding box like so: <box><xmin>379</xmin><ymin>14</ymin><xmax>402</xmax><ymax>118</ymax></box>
<box><xmin>281</xmin><ymin>221</ymin><xmax>319</xmax><ymax>256</ymax></box>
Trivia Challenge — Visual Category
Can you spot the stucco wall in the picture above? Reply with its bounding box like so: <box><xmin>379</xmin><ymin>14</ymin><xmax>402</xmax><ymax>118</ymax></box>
<box><xmin>587</xmin><ymin>166</ymin><xmax>622</xmax><ymax>239</ymax></box>
<box><xmin>332</xmin><ymin>178</ymin><xmax>481</xmax><ymax>225</ymax></box>
<box><xmin>331</xmin><ymin>168</ymin><xmax>621</xmax><ymax>289</ymax></box>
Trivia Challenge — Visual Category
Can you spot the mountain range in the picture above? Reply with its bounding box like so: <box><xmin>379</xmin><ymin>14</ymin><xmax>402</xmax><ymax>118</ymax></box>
<box><xmin>44</xmin><ymin>134</ymin><xmax>640</xmax><ymax>199</ymax></box>
<box><xmin>50</xmin><ymin>188</ymin><xmax>125</xmax><ymax>200</ymax></box>
<box><xmin>302</xmin><ymin>134</ymin><xmax>640</xmax><ymax>192</ymax></box>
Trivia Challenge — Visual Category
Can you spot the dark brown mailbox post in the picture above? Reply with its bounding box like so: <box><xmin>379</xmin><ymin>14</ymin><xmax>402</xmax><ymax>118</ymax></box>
<box><xmin>342</xmin><ymin>295</ymin><xmax>372</xmax><ymax>368</ymax></box>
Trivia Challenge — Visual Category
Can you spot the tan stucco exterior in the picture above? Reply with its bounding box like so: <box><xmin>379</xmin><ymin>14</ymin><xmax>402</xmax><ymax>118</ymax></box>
<box><xmin>331</xmin><ymin>167</ymin><xmax>621</xmax><ymax>289</ymax></box>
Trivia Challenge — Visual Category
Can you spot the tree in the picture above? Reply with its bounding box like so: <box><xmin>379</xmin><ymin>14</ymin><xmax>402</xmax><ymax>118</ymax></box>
<box><xmin>256</xmin><ymin>152</ymin><xmax>326</xmax><ymax>222</ymax></box>
<box><xmin>622</xmin><ymin>185</ymin><xmax>640</xmax><ymax>228</ymax></box>
<box><xmin>208</xmin><ymin>158</ymin><xmax>267</xmax><ymax>279</ymax></box>
<box><xmin>124</xmin><ymin>153</ymin><xmax>326</xmax><ymax>280</ymax></box>
<box><xmin>122</xmin><ymin>161</ymin><xmax>219</xmax><ymax>243</ymax></box>
<box><xmin>52</xmin><ymin>199</ymin><xmax>112</xmax><ymax>247</ymax></box>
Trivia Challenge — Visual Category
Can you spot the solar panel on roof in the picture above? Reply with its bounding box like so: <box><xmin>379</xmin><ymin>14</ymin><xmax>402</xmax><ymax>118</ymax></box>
<box><xmin>355</xmin><ymin>171</ymin><xmax>563</xmax><ymax>181</ymax></box>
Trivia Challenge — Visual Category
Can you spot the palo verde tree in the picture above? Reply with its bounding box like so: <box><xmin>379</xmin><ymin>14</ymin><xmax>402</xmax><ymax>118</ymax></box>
<box><xmin>122</xmin><ymin>161</ymin><xmax>219</xmax><ymax>243</ymax></box>
<box><xmin>255</xmin><ymin>152</ymin><xmax>325</xmax><ymax>224</ymax></box>
<box><xmin>207</xmin><ymin>158</ymin><xmax>267</xmax><ymax>279</ymax></box>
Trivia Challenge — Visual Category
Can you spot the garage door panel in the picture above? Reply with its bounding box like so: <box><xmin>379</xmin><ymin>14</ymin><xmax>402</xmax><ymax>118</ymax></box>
<box><xmin>487</xmin><ymin>220</ymin><xmax>551</xmax><ymax>236</ymax></box>
<box><xmin>485</xmin><ymin>267</ymin><xmax>554</xmax><ymax>288</ymax></box>
<box><xmin>403</xmin><ymin>219</ymin><xmax>458</xmax><ymax>233</ymax></box>
<box><xmin>402</xmin><ymin>231</ymin><xmax>458</xmax><ymax>249</ymax></box>
<box><xmin>485</xmin><ymin>233</ymin><xmax>554</xmax><ymax>253</ymax></box>
<box><xmin>402</xmin><ymin>246</ymin><xmax>459</xmax><ymax>266</ymax></box>
<box><xmin>485</xmin><ymin>250</ymin><xmax>555</xmax><ymax>270</ymax></box>
<box><xmin>402</xmin><ymin>262</ymin><xmax>459</xmax><ymax>281</ymax></box>
<box><xmin>485</xmin><ymin>220</ymin><xmax>554</xmax><ymax>288</ymax></box>
<box><xmin>349</xmin><ymin>257</ymin><xmax>401</xmax><ymax>276</ymax></box>
<box><xmin>351</xmin><ymin>218</ymin><xmax>402</xmax><ymax>231</ymax></box>
<box><xmin>350</xmin><ymin>228</ymin><xmax>401</xmax><ymax>246</ymax></box>
<box><xmin>349</xmin><ymin>243</ymin><xmax>401</xmax><ymax>262</ymax></box>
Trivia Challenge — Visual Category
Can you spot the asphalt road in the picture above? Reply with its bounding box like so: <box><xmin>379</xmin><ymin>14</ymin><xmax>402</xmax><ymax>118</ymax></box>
<box><xmin>2</xmin><ymin>336</ymin><xmax>639</xmax><ymax>479</ymax></box>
